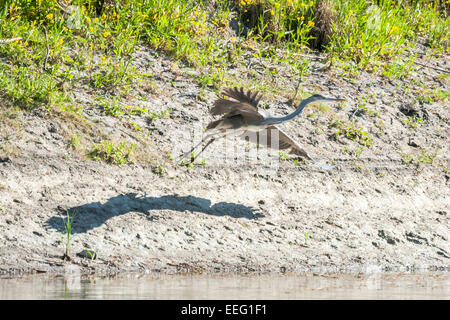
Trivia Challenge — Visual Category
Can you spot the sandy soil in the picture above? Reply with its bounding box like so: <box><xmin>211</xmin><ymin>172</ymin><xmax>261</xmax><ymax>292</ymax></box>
<box><xmin>0</xmin><ymin>47</ymin><xmax>448</xmax><ymax>275</ymax></box>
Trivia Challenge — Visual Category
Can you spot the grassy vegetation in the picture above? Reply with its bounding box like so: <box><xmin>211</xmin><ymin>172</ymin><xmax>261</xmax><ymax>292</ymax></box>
<box><xmin>329</xmin><ymin>119</ymin><xmax>373</xmax><ymax>146</ymax></box>
<box><xmin>1</xmin><ymin>1</ymin><xmax>447</xmax><ymax>108</ymax></box>
<box><xmin>88</xmin><ymin>140</ymin><xmax>135</xmax><ymax>164</ymax></box>
<box><xmin>402</xmin><ymin>148</ymin><xmax>440</xmax><ymax>166</ymax></box>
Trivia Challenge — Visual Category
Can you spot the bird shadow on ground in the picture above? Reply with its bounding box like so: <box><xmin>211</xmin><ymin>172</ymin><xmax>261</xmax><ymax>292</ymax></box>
<box><xmin>46</xmin><ymin>193</ymin><xmax>263</xmax><ymax>234</ymax></box>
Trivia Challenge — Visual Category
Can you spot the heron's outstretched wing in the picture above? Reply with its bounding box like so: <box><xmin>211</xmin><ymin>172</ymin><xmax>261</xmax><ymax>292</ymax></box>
<box><xmin>211</xmin><ymin>87</ymin><xmax>263</xmax><ymax>116</ymax></box>
<box><xmin>241</xmin><ymin>125</ymin><xmax>311</xmax><ymax>159</ymax></box>
<box><xmin>241</xmin><ymin>125</ymin><xmax>336</xmax><ymax>170</ymax></box>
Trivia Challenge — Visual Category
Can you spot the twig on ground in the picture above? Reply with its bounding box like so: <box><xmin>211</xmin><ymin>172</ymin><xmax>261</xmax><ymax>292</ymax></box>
<box><xmin>414</xmin><ymin>60</ymin><xmax>450</xmax><ymax>74</ymax></box>
<box><xmin>0</xmin><ymin>37</ymin><xmax>22</xmax><ymax>44</ymax></box>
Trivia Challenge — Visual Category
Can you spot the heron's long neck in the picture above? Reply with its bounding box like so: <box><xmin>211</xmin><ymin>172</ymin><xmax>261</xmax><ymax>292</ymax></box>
<box><xmin>263</xmin><ymin>98</ymin><xmax>312</xmax><ymax>125</ymax></box>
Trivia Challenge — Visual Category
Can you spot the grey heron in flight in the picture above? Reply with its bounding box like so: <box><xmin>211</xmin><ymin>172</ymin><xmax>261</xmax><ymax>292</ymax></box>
<box><xmin>179</xmin><ymin>87</ymin><xmax>344</xmax><ymax>170</ymax></box>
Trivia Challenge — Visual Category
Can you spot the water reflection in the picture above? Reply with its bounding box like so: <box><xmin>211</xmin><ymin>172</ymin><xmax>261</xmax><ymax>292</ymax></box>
<box><xmin>1</xmin><ymin>272</ymin><xmax>449</xmax><ymax>300</ymax></box>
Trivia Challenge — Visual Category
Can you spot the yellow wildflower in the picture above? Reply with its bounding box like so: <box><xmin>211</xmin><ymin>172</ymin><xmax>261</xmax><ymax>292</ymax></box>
<box><xmin>270</xmin><ymin>9</ymin><xmax>274</xmax><ymax>15</ymax></box>
<box><xmin>389</xmin><ymin>26</ymin><xmax>400</xmax><ymax>34</ymax></box>
<box><xmin>310</xmin><ymin>1</ymin><xmax>314</xmax><ymax>6</ymax></box>
<box><xmin>308</xmin><ymin>21</ymin><xmax>315</xmax><ymax>27</ymax></box>
<box><xmin>103</xmin><ymin>31</ymin><xmax>110</xmax><ymax>37</ymax></box>
<box><xmin>93</xmin><ymin>18</ymin><xmax>99</xmax><ymax>23</ymax></box>
<box><xmin>46</xmin><ymin>13</ymin><xmax>53</xmax><ymax>20</ymax></box>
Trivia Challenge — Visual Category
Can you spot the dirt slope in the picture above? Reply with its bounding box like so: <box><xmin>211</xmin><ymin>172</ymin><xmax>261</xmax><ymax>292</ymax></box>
<box><xmin>0</xmin><ymin>47</ymin><xmax>448</xmax><ymax>275</ymax></box>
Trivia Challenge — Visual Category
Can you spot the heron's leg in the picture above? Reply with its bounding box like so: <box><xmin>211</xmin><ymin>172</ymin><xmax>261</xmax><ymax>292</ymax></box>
<box><xmin>177</xmin><ymin>133</ymin><xmax>215</xmax><ymax>162</ymax></box>
<box><xmin>190</xmin><ymin>138</ymin><xmax>216</xmax><ymax>163</ymax></box>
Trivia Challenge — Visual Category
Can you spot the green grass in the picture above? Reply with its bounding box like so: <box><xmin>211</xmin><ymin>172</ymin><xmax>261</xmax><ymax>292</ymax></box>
<box><xmin>68</xmin><ymin>133</ymin><xmax>80</xmax><ymax>150</ymax></box>
<box><xmin>0</xmin><ymin>0</ymin><xmax>447</xmax><ymax>169</ymax></box>
<box><xmin>0</xmin><ymin>63</ymin><xmax>64</xmax><ymax>110</ymax></box>
<box><xmin>1</xmin><ymin>0</ymin><xmax>447</xmax><ymax>112</ymax></box>
<box><xmin>403</xmin><ymin>115</ymin><xmax>424</xmax><ymax>130</ymax></box>
<box><xmin>402</xmin><ymin>148</ymin><xmax>439</xmax><ymax>166</ymax></box>
<box><xmin>328</xmin><ymin>0</ymin><xmax>449</xmax><ymax>74</ymax></box>
<box><xmin>330</xmin><ymin>119</ymin><xmax>373</xmax><ymax>146</ymax></box>
<box><xmin>88</xmin><ymin>140</ymin><xmax>135</xmax><ymax>164</ymax></box>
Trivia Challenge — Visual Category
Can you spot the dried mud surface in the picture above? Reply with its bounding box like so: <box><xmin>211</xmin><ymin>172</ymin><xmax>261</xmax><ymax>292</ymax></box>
<box><xmin>0</xmin><ymin>47</ymin><xmax>449</xmax><ymax>275</ymax></box>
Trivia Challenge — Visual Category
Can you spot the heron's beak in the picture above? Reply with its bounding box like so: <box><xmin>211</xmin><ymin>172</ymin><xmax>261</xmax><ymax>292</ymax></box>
<box><xmin>329</xmin><ymin>97</ymin><xmax>345</xmax><ymax>102</ymax></box>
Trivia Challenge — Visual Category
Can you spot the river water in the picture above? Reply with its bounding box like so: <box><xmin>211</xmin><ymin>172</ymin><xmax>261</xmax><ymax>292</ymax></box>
<box><xmin>1</xmin><ymin>271</ymin><xmax>449</xmax><ymax>299</ymax></box>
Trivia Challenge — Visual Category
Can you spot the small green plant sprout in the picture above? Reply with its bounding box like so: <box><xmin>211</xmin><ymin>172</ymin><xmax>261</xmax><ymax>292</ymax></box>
<box><xmin>376</xmin><ymin>169</ymin><xmax>385</xmax><ymax>177</ymax></box>
<box><xmin>403</xmin><ymin>116</ymin><xmax>424</xmax><ymax>130</ymax></box>
<box><xmin>375</xmin><ymin>120</ymin><xmax>385</xmax><ymax>134</ymax></box>
<box><xmin>279</xmin><ymin>152</ymin><xmax>290</xmax><ymax>160</ymax></box>
<box><xmin>166</xmin><ymin>152</ymin><xmax>174</xmax><ymax>160</ymax></box>
<box><xmin>328</xmin><ymin>119</ymin><xmax>344</xmax><ymax>129</ymax></box>
<box><xmin>0</xmin><ymin>206</ymin><xmax>5</xmax><ymax>212</ymax></box>
<box><xmin>345</xmin><ymin>125</ymin><xmax>373</xmax><ymax>146</ymax></box>
<box><xmin>68</xmin><ymin>133</ymin><xmax>80</xmax><ymax>150</ymax></box>
<box><xmin>159</xmin><ymin>108</ymin><xmax>173</xmax><ymax>119</ymax></box>
<box><xmin>198</xmin><ymin>158</ymin><xmax>207</xmax><ymax>166</ymax></box>
<box><xmin>334</xmin><ymin>122</ymin><xmax>373</xmax><ymax>147</ymax></box>
<box><xmin>62</xmin><ymin>210</ymin><xmax>76</xmax><ymax>260</ymax></box>
<box><xmin>190</xmin><ymin>150</ymin><xmax>197</xmax><ymax>161</ymax></box>
<box><xmin>416</xmin><ymin>149</ymin><xmax>437</xmax><ymax>164</ymax></box>
<box><xmin>102</xmin><ymin>98</ymin><xmax>125</xmax><ymax>117</ymax></box>
<box><xmin>344</xmin><ymin>146</ymin><xmax>364</xmax><ymax>158</ymax></box>
<box><xmin>124</xmin><ymin>105</ymin><xmax>148</xmax><ymax>115</ymax></box>
<box><xmin>304</xmin><ymin>232</ymin><xmax>310</xmax><ymax>245</ymax></box>
<box><xmin>84</xmin><ymin>249</ymin><xmax>97</xmax><ymax>261</ymax></box>
<box><xmin>153</xmin><ymin>163</ymin><xmax>166</xmax><ymax>175</ymax></box>
<box><xmin>198</xmin><ymin>72</ymin><xmax>219</xmax><ymax>89</ymax></box>
<box><xmin>129</xmin><ymin>121</ymin><xmax>143</xmax><ymax>132</ymax></box>
<box><xmin>401</xmin><ymin>153</ymin><xmax>413</xmax><ymax>165</ymax></box>
<box><xmin>148</xmin><ymin>109</ymin><xmax>173</xmax><ymax>121</ymax></box>
<box><xmin>354</xmin><ymin>100</ymin><xmax>380</xmax><ymax>117</ymax></box>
